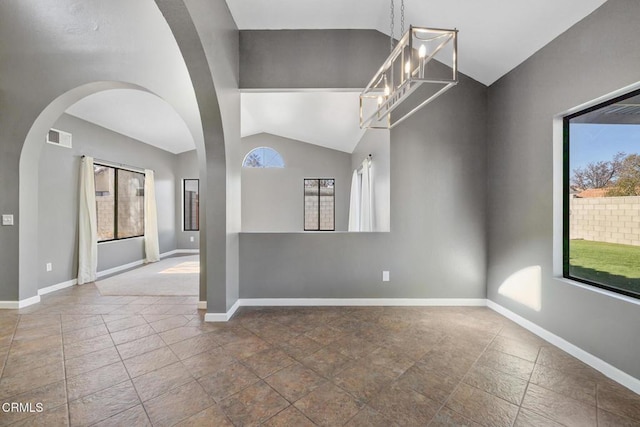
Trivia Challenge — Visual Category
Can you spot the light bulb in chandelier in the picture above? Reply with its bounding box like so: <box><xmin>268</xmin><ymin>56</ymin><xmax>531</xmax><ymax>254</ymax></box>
<box><xmin>419</xmin><ymin>44</ymin><xmax>427</xmax><ymax>58</ymax></box>
<box><xmin>405</xmin><ymin>60</ymin><xmax>411</xmax><ymax>75</ymax></box>
<box><xmin>418</xmin><ymin>44</ymin><xmax>427</xmax><ymax>78</ymax></box>
<box><xmin>384</xmin><ymin>85</ymin><xmax>390</xmax><ymax>96</ymax></box>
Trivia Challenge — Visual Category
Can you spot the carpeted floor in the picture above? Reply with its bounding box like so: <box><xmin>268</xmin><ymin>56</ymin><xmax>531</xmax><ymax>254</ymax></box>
<box><xmin>96</xmin><ymin>255</ymin><xmax>199</xmax><ymax>296</ymax></box>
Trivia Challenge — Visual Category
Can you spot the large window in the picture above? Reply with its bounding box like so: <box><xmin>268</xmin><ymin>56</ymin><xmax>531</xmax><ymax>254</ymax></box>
<box><xmin>94</xmin><ymin>164</ymin><xmax>145</xmax><ymax>242</ymax></box>
<box><xmin>564</xmin><ymin>88</ymin><xmax>640</xmax><ymax>299</ymax></box>
<box><xmin>183</xmin><ymin>179</ymin><xmax>199</xmax><ymax>231</ymax></box>
<box><xmin>304</xmin><ymin>178</ymin><xmax>335</xmax><ymax>231</ymax></box>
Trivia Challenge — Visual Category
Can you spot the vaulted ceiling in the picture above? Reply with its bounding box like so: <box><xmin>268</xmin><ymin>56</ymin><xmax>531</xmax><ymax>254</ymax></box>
<box><xmin>226</xmin><ymin>0</ymin><xmax>606</xmax><ymax>86</ymax></box>
<box><xmin>65</xmin><ymin>1</ymin><xmax>608</xmax><ymax>154</ymax></box>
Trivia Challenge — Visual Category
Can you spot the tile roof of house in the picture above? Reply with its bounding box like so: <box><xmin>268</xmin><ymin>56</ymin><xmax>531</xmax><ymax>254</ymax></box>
<box><xmin>575</xmin><ymin>188</ymin><xmax>609</xmax><ymax>198</ymax></box>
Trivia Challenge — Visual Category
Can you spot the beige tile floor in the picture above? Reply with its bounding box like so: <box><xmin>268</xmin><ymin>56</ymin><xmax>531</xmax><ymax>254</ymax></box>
<box><xmin>1</xmin><ymin>284</ymin><xmax>639</xmax><ymax>426</ymax></box>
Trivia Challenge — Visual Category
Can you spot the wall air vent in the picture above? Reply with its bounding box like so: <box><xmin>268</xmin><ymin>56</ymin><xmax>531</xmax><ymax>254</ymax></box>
<box><xmin>46</xmin><ymin>128</ymin><xmax>72</xmax><ymax>148</ymax></box>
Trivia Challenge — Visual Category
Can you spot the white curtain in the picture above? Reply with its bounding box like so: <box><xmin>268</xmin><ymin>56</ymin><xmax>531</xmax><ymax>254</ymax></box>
<box><xmin>144</xmin><ymin>169</ymin><xmax>160</xmax><ymax>263</ymax></box>
<box><xmin>360</xmin><ymin>159</ymin><xmax>373</xmax><ymax>231</ymax></box>
<box><xmin>348</xmin><ymin>169</ymin><xmax>360</xmax><ymax>231</ymax></box>
<box><xmin>78</xmin><ymin>156</ymin><xmax>97</xmax><ymax>284</ymax></box>
<box><xmin>348</xmin><ymin>159</ymin><xmax>374</xmax><ymax>232</ymax></box>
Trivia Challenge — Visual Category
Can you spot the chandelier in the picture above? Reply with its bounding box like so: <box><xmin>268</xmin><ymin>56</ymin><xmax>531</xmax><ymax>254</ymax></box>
<box><xmin>359</xmin><ymin>0</ymin><xmax>458</xmax><ymax>129</ymax></box>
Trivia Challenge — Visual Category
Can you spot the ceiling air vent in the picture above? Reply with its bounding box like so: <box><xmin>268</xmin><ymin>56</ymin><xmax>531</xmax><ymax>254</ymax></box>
<box><xmin>46</xmin><ymin>128</ymin><xmax>72</xmax><ymax>148</ymax></box>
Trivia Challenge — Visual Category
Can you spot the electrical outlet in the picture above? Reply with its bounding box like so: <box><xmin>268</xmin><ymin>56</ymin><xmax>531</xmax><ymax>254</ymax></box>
<box><xmin>382</xmin><ymin>270</ymin><xmax>390</xmax><ymax>282</ymax></box>
<box><xmin>46</xmin><ymin>263</ymin><xmax>52</xmax><ymax>272</ymax></box>
<box><xmin>190</xmin><ymin>236</ymin><xmax>195</xmax><ymax>242</ymax></box>
<box><xmin>2</xmin><ymin>214</ymin><xmax>14</xmax><ymax>226</ymax></box>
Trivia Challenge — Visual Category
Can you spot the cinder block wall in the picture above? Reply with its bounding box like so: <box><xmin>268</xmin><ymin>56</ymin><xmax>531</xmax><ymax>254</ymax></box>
<box><xmin>570</xmin><ymin>196</ymin><xmax>640</xmax><ymax>245</ymax></box>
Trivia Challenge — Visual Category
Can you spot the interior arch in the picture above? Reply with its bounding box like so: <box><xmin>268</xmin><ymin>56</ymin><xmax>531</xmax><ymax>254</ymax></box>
<box><xmin>19</xmin><ymin>81</ymin><xmax>205</xmax><ymax>301</ymax></box>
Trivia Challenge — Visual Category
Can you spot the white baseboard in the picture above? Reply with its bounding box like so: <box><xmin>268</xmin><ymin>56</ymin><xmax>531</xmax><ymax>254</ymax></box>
<box><xmin>0</xmin><ymin>290</ymin><xmax>48</xmax><ymax>310</ymax></box>
<box><xmin>95</xmin><ymin>249</ymin><xmax>199</xmax><ymax>279</ymax></box>
<box><xmin>162</xmin><ymin>249</ymin><xmax>199</xmax><ymax>257</ymax></box>
<box><xmin>0</xmin><ymin>295</ymin><xmax>41</xmax><ymax>309</ymax></box>
<box><xmin>204</xmin><ymin>299</ymin><xmax>240</xmax><ymax>322</ymax></box>
<box><xmin>0</xmin><ymin>249</ymin><xmax>202</xmax><ymax>310</ymax></box>
<box><xmin>38</xmin><ymin>279</ymin><xmax>77</xmax><ymax>296</ymax></box>
<box><xmin>239</xmin><ymin>298</ymin><xmax>487</xmax><ymax>307</ymax></box>
<box><xmin>96</xmin><ymin>259</ymin><xmax>145</xmax><ymax>279</ymax></box>
<box><xmin>19</xmin><ymin>295</ymin><xmax>41</xmax><ymax>308</ymax></box>
<box><xmin>487</xmin><ymin>299</ymin><xmax>640</xmax><ymax>394</ymax></box>
<box><xmin>202</xmin><ymin>298</ymin><xmax>486</xmax><ymax>321</ymax></box>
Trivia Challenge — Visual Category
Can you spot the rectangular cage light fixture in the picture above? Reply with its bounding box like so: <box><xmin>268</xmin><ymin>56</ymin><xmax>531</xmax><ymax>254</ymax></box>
<box><xmin>360</xmin><ymin>26</ymin><xmax>458</xmax><ymax>129</ymax></box>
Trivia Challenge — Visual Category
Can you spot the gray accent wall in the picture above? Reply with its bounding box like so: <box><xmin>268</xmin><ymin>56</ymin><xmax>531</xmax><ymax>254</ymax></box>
<box><xmin>487</xmin><ymin>0</ymin><xmax>640</xmax><ymax>380</ymax></box>
<box><xmin>175</xmin><ymin>149</ymin><xmax>200</xmax><ymax>250</ymax></box>
<box><xmin>240</xmin><ymin>30</ymin><xmax>390</xmax><ymax>89</ymax></box>
<box><xmin>38</xmin><ymin>114</ymin><xmax>177</xmax><ymax>289</ymax></box>
<box><xmin>239</xmin><ymin>33</ymin><xmax>488</xmax><ymax>299</ymax></box>
<box><xmin>351</xmin><ymin>130</ymin><xmax>391</xmax><ymax>232</ymax></box>
<box><xmin>241</xmin><ymin>133</ymin><xmax>351</xmax><ymax>232</ymax></box>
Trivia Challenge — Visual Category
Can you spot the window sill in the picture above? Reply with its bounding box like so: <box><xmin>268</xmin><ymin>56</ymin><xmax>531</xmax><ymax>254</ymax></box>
<box><xmin>239</xmin><ymin>231</ymin><xmax>390</xmax><ymax>234</ymax></box>
<box><xmin>98</xmin><ymin>236</ymin><xmax>144</xmax><ymax>245</ymax></box>
<box><xmin>553</xmin><ymin>276</ymin><xmax>640</xmax><ymax>306</ymax></box>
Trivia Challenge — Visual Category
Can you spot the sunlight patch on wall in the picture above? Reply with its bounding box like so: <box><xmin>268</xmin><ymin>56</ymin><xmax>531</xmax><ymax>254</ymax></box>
<box><xmin>498</xmin><ymin>265</ymin><xmax>542</xmax><ymax>311</ymax></box>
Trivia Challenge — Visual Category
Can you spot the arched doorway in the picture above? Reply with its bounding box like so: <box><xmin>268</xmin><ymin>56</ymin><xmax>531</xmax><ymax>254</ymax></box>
<box><xmin>18</xmin><ymin>81</ymin><xmax>206</xmax><ymax>304</ymax></box>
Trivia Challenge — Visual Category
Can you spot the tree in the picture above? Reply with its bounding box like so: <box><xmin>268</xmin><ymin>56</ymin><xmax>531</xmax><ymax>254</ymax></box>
<box><xmin>607</xmin><ymin>153</ymin><xmax>640</xmax><ymax>196</ymax></box>
<box><xmin>244</xmin><ymin>152</ymin><xmax>262</xmax><ymax>167</ymax></box>
<box><xmin>571</xmin><ymin>152</ymin><xmax>624</xmax><ymax>189</ymax></box>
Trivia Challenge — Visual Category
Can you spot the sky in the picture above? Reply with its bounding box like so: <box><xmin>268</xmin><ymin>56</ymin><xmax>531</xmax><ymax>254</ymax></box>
<box><xmin>569</xmin><ymin>123</ymin><xmax>640</xmax><ymax>174</ymax></box>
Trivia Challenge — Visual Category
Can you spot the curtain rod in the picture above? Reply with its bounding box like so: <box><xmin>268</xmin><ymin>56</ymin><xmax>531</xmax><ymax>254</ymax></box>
<box><xmin>82</xmin><ymin>155</ymin><xmax>152</xmax><ymax>173</ymax></box>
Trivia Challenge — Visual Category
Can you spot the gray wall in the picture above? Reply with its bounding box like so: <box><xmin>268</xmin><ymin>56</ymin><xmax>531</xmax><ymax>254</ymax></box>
<box><xmin>240</xmin><ymin>30</ymin><xmax>390</xmax><ymax>89</ymax></box>
<box><xmin>175</xmin><ymin>149</ymin><xmax>200</xmax><ymax>249</ymax></box>
<box><xmin>177</xmin><ymin>0</ymin><xmax>241</xmax><ymax>311</ymax></box>
<box><xmin>0</xmin><ymin>0</ymin><xmax>207</xmax><ymax>302</ymax></box>
<box><xmin>240</xmin><ymin>30</ymin><xmax>487</xmax><ymax>300</ymax></box>
<box><xmin>38</xmin><ymin>114</ymin><xmax>177</xmax><ymax>289</ymax></box>
<box><xmin>351</xmin><ymin>130</ymin><xmax>391</xmax><ymax>232</ymax></box>
<box><xmin>241</xmin><ymin>133</ymin><xmax>351</xmax><ymax>232</ymax></box>
<box><xmin>487</xmin><ymin>0</ymin><xmax>640</xmax><ymax>380</ymax></box>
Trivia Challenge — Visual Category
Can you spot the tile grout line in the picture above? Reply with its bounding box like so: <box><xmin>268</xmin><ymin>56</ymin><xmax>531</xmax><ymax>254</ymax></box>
<box><xmin>427</xmin><ymin>325</ymin><xmax>503</xmax><ymax>426</ymax></box>
<box><xmin>3</xmin><ymin>314</ymin><xmax>63</xmax><ymax>425</ymax></box>
<box><xmin>148</xmin><ymin>313</ymin><xmax>217</xmax><ymax>425</ymax></box>
<box><xmin>111</xmin><ymin>313</ymin><xmax>150</xmax><ymax>426</ymax></box>
<box><xmin>53</xmin><ymin>314</ymin><xmax>73</xmax><ymax>427</ymax></box>
<box><xmin>256</xmin><ymin>314</ymin><xmax>360</xmax><ymax>426</ymax></box>
<box><xmin>510</xmin><ymin>345</ymin><xmax>543</xmax><ymax>427</ymax></box>
<box><xmin>80</xmin><ymin>312</ymin><xmax>150</xmax><ymax>426</ymax></box>
<box><xmin>0</xmin><ymin>313</ymin><xmax>20</xmax><ymax>379</ymax></box>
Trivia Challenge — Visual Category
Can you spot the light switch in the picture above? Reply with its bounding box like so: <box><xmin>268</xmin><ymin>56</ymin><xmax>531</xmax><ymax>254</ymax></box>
<box><xmin>2</xmin><ymin>214</ymin><xmax>14</xmax><ymax>226</ymax></box>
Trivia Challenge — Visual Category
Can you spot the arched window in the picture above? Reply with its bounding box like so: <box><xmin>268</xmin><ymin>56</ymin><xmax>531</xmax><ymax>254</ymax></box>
<box><xmin>242</xmin><ymin>147</ymin><xmax>284</xmax><ymax>168</ymax></box>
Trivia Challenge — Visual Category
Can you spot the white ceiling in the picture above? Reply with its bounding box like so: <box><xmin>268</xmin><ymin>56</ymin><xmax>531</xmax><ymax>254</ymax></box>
<box><xmin>66</xmin><ymin>89</ymin><xmax>195</xmax><ymax>154</ymax></box>
<box><xmin>226</xmin><ymin>0</ymin><xmax>607</xmax><ymax>86</ymax></box>
<box><xmin>242</xmin><ymin>92</ymin><xmax>364</xmax><ymax>153</ymax></box>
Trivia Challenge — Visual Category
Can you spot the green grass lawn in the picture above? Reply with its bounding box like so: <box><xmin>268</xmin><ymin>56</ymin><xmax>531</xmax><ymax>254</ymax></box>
<box><xmin>569</xmin><ymin>239</ymin><xmax>640</xmax><ymax>295</ymax></box>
